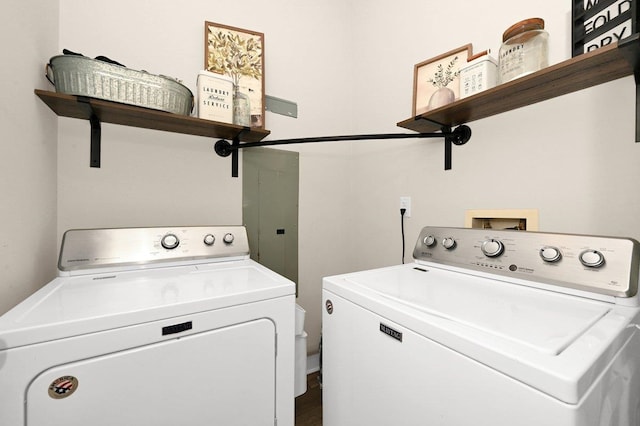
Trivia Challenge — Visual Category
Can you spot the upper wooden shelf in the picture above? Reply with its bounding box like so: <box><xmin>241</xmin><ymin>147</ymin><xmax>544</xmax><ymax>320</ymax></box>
<box><xmin>35</xmin><ymin>89</ymin><xmax>270</xmax><ymax>143</ymax></box>
<box><xmin>398</xmin><ymin>35</ymin><xmax>640</xmax><ymax>133</ymax></box>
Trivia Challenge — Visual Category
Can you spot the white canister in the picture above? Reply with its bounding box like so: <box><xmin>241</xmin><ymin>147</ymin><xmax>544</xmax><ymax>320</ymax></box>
<box><xmin>459</xmin><ymin>51</ymin><xmax>498</xmax><ymax>99</ymax></box>
<box><xmin>197</xmin><ymin>70</ymin><xmax>233</xmax><ymax>124</ymax></box>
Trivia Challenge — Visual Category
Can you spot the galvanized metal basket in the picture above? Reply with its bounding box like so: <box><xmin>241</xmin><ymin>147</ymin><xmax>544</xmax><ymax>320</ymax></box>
<box><xmin>46</xmin><ymin>54</ymin><xmax>194</xmax><ymax>116</ymax></box>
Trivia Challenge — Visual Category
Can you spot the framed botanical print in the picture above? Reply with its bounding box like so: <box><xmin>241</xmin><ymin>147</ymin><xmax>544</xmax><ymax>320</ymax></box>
<box><xmin>205</xmin><ymin>21</ymin><xmax>265</xmax><ymax>128</ymax></box>
<box><xmin>412</xmin><ymin>44</ymin><xmax>472</xmax><ymax>116</ymax></box>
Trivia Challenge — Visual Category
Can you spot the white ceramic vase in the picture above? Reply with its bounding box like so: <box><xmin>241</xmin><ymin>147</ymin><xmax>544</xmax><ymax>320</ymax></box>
<box><xmin>428</xmin><ymin>87</ymin><xmax>455</xmax><ymax>110</ymax></box>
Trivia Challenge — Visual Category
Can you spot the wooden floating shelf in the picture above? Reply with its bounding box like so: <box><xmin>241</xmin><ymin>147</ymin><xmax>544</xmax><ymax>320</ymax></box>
<box><xmin>35</xmin><ymin>89</ymin><xmax>270</xmax><ymax>143</ymax></box>
<box><xmin>398</xmin><ymin>36</ymin><xmax>640</xmax><ymax>134</ymax></box>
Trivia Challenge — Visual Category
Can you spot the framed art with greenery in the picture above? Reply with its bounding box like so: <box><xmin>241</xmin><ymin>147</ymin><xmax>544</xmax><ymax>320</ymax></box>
<box><xmin>412</xmin><ymin>44</ymin><xmax>472</xmax><ymax>116</ymax></box>
<box><xmin>205</xmin><ymin>21</ymin><xmax>265</xmax><ymax>128</ymax></box>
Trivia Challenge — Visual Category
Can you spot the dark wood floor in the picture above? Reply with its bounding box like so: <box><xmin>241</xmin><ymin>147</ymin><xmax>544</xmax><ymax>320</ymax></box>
<box><xmin>295</xmin><ymin>372</ymin><xmax>322</xmax><ymax>426</ymax></box>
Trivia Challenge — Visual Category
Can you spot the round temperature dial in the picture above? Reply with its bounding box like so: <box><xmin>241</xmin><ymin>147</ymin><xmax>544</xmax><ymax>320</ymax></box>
<box><xmin>579</xmin><ymin>250</ymin><xmax>606</xmax><ymax>268</ymax></box>
<box><xmin>203</xmin><ymin>234</ymin><xmax>215</xmax><ymax>246</ymax></box>
<box><xmin>481</xmin><ymin>239</ymin><xmax>504</xmax><ymax>257</ymax></box>
<box><xmin>442</xmin><ymin>237</ymin><xmax>456</xmax><ymax>250</ymax></box>
<box><xmin>423</xmin><ymin>235</ymin><xmax>436</xmax><ymax>247</ymax></box>
<box><xmin>223</xmin><ymin>233</ymin><xmax>235</xmax><ymax>244</ymax></box>
<box><xmin>539</xmin><ymin>246</ymin><xmax>562</xmax><ymax>263</ymax></box>
<box><xmin>161</xmin><ymin>233</ymin><xmax>180</xmax><ymax>250</ymax></box>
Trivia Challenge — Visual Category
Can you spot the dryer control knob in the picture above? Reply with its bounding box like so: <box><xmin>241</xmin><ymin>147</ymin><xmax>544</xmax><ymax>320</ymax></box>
<box><xmin>481</xmin><ymin>239</ymin><xmax>504</xmax><ymax>257</ymax></box>
<box><xmin>539</xmin><ymin>246</ymin><xmax>562</xmax><ymax>263</ymax></box>
<box><xmin>223</xmin><ymin>233</ymin><xmax>235</xmax><ymax>244</ymax></box>
<box><xmin>161</xmin><ymin>233</ymin><xmax>180</xmax><ymax>250</ymax></box>
<box><xmin>580</xmin><ymin>250</ymin><xmax>605</xmax><ymax>268</ymax></box>
<box><xmin>442</xmin><ymin>237</ymin><xmax>456</xmax><ymax>250</ymax></box>
<box><xmin>203</xmin><ymin>234</ymin><xmax>215</xmax><ymax>246</ymax></box>
<box><xmin>423</xmin><ymin>235</ymin><xmax>436</xmax><ymax>247</ymax></box>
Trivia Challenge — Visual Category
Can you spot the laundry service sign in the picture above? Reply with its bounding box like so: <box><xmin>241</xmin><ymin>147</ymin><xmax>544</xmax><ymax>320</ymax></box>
<box><xmin>572</xmin><ymin>0</ymin><xmax>638</xmax><ymax>56</ymax></box>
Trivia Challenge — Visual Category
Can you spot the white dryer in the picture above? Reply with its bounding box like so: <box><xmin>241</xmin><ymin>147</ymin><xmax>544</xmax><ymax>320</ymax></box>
<box><xmin>0</xmin><ymin>226</ymin><xmax>295</xmax><ymax>426</ymax></box>
<box><xmin>323</xmin><ymin>226</ymin><xmax>640</xmax><ymax>426</ymax></box>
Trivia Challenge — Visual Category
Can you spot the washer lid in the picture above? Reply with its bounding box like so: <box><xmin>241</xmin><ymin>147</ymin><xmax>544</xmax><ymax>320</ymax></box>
<box><xmin>324</xmin><ymin>263</ymin><xmax>639</xmax><ymax>404</ymax></box>
<box><xmin>343</xmin><ymin>265</ymin><xmax>609</xmax><ymax>355</ymax></box>
<box><xmin>0</xmin><ymin>259</ymin><xmax>295</xmax><ymax>349</ymax></box>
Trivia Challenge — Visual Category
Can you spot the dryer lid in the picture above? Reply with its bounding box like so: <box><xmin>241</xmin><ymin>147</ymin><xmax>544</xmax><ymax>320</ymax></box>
<box><xmin>0</xmin><ymin>260</ymin><xmax>295</xmax><ymax>349</ymax></box>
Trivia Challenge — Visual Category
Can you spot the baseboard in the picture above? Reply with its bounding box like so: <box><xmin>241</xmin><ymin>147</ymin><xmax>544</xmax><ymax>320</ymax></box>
<box><xmin>306</xmin><ymin>352</ymin><xmax>320</xmax><ymax>375</ymax></box>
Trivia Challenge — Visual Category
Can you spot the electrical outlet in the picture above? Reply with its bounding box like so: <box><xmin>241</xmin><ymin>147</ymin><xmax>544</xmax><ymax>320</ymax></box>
<box><xmin>400</xmin><ymin>196</ymin><xmax>411</xmax><ymax>218</ymax></box>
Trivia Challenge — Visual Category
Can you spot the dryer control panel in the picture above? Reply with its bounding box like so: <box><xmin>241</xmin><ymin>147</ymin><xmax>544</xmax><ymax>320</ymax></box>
<box><xmin>413</xmin><ymin>226</ymin><xmax>640</xmax><ymax>298</ymax></box>
<box><xmin>59</xmin><ymin>226</ymin><xmax>249</xmax><ymax>272</ymax></box>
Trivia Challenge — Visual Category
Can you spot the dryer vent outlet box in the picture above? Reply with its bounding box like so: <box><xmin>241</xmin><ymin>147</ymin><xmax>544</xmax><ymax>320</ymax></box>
<box><xmin>465</xmin><ymin>209</ymin><xmax>539</xmax><ymax>231</ymax></box>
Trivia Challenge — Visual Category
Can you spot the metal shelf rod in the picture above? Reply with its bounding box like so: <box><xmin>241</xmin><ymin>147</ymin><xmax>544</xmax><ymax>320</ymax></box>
<box><xmin>223</xmin><ymin>132</ymin><xmax>447</xmax><ymax>148</ymax></box>
<box><xmin>215</xmin><ymin>125</ymin><xmax>471</xmax><ymax>176</ymax></box>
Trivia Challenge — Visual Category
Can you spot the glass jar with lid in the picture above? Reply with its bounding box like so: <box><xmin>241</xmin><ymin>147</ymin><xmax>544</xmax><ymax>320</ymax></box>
<box><xmin>498</xmin><ymin>18</ymin><xmax>549</xmax><ymax>84</ymax></box>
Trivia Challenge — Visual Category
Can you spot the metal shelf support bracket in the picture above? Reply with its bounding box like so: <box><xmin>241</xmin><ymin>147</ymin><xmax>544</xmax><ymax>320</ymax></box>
<box><xmin>443</xmin><ymin>125</ymin><xmax>472</xmax><ymax>170</ymax></box>
<box><xmin>77</xmin><ymin>96</ymin><xmax>102</xmax><ymax>167</ymax></box>
<box><xmin>231</xmin><ymin>135</ymin><xmax>240</xmax><ymax>178</ymax></box>
<box><xmin>618</xmin><ymin>34</ymin><xmax>640</xmax><ymax>142</ymax></box>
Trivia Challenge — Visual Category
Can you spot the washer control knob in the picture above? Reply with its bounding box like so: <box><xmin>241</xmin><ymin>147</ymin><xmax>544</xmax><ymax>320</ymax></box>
<box><xmin>481</xmin><ymin>239</ymin><xmax>504</xmax><ymax>257</ymax></box>
<box><xmin>203</xmin><ymin>234</ymin><xmax>215</xmax><ymax>246</ymax></box>
<box><xmin>161</xmin><ymin>233</ymin><xmax>180</xmax><ymax>250</ymax></box>
<box><xmin>580</xmin><ymin>250</ymin><xmax>606</xmax><ymax>268</ymax></box>
<box><xmin>423</xmin><ymin>235</ymin><xmax>436</xmax><ymax>247</ymax></box>
<box><xmin>223</xmin><ymin>233</ymin><xmax>235</xmax><ymax>244</ymax></box>
<box><xmin>442</xmin><ymin>237</ymin><xmax>456</xmax><ymax>250</ymax></box>
<box><xmin>539</xmin><ymin>246</ymin><xmax>562</xmax><ymax>263</ymax></box>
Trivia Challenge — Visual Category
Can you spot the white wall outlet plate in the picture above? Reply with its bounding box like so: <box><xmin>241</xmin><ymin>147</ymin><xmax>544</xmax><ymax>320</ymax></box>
<box><xmin>400</xmin><ymin>196</ymin><xmax>411</xmax><ymax>218</ymax></box>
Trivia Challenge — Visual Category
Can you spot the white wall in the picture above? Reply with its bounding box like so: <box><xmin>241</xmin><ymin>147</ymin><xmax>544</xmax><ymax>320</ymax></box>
<box><xmin>2</xmin><ymin>0</ymin><xmax>639</xmax><ymax>359</ymax></box>
<box><xmin>56</xmin><ymin>0</ymin><xmax>355</xmax><ymax>355</ymax></box>
<box><xmin>347</xmin><ymin>0</ymin><xmax>640</xmax><ymax>272</ymax></box>
<box><xmin>0</xmin><ymin>0</ymin><xmax>59</xmax><ymax>315</ymax></box>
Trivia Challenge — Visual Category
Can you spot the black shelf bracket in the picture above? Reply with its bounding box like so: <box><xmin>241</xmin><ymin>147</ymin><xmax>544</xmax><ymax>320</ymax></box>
<box><xmin>231</xmin><ymin>134</ymin><xmax>240</xmax><ymax>177</ymax></box>
<box><xmin>443</xmin><ymin>124</ymin><xmax>472</xmax><ymax>170</ymax></box>
<box><xmin>619</xmin><ymin>33</ymin><xmax>640</xmax><ymax>142</ymax></box>
<box><xmin>214</xmin><ymin>128</ymin><xmax>251</xmax><ymax>177</ymax></box>
<box><xmin>77</xmin><ymin>96</ymin><xmax>102</xmax><ymax>167</ymax></box>
<box><xmin>214</xmin><ymin>125</ymin><xmax>472</xmax><ymax>177</ymax></box>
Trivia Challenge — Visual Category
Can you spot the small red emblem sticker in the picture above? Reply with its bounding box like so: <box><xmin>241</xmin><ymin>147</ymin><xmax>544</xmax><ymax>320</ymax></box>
<box><xmin>48</xmin><ymin>376</ymin><xmax>79</xmax><ymax>399</ymax></box>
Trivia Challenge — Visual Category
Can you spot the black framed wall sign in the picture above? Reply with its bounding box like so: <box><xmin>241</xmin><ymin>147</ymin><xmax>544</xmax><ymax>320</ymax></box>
<box><xmin>572</xmin><ymin>0</ymin><xmax>638</xmax><ymax>56</ymax></box>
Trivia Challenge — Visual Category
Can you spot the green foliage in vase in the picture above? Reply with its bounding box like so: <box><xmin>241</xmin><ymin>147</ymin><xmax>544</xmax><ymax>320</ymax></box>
<box><xmin>207</xmin><ymin>28</ymin><xmax>262</xmax><ymax>87</ymax></box>
<box><xmin>427</xmin><ymin>56</ymin><xmax>459</xmax><ymax>88</ymax></box>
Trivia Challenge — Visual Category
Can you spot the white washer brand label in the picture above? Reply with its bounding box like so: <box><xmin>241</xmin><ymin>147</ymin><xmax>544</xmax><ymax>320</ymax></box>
<box><xmin>380</xmin><ymin>323</ymin><xmax>403</xmax><ymax>342</ymax></box>
<box><xmin>48</xmin><ymin>376</ymin><xmax>79</xmax><ymax>399</ymax></box>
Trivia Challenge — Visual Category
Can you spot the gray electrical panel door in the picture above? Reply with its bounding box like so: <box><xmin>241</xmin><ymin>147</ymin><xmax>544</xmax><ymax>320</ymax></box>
<box><xmin>243</xmin><ymin>147</ymin><xmax>299</xmax><ymax>291</ymax></box>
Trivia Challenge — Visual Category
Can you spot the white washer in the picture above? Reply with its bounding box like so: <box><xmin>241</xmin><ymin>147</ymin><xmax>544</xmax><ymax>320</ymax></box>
<box><xmin>0</xmin><ymin>226</ymin><xmax>295</xmax><ymax>426</ymax></box>
<box><xmin>323</xmin><ymin>226</ymin><xmax>640</xmax><ymax>426</ymax></box>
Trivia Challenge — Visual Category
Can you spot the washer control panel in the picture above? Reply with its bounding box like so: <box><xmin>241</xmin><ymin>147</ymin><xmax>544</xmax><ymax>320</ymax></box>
<box><xmin>59</xmin><ymin>226</ymin><xmax>250</xmax><ymax>272</ymax></box>
<box><xmin>413</xmin><ymin>226</ymin><xmax>640</xmax><ymax>298</ymax></box>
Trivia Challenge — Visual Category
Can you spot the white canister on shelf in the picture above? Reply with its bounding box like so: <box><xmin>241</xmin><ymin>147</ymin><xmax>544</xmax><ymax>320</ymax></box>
<box><xmin>459</xmin><ymin>50</ymin><xmax>498</xmax><ymax>99</ymax></box>
<box><xmin>197</xmin><ymin>70</ymin><xmax>233</xmax><ymax>123</ymax></box>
